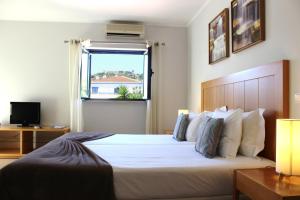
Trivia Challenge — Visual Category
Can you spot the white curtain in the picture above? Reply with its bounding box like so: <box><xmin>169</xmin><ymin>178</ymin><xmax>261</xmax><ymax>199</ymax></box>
<box><xmin>69</xmin><ymin>40</ymin><xmax>83</xmax><ymax>132</ymax></box>
<box><xmin>146</xmin><ymin>42</ymin><xmax>164</xmax><ymax>134</ymax></box>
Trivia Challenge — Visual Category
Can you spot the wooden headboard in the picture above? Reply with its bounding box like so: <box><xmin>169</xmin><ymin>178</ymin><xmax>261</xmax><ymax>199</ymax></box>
<box><xmin>201</xmin><ymin>60</ymin><xmax>289</xmax><ymax>161</ymax></box>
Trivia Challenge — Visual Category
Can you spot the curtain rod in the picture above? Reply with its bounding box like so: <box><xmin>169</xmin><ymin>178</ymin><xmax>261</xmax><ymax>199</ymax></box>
<box><xmin>64</xmin><ymin>40</ymin><xmax>148</xmax><ymax>45</ymax></box>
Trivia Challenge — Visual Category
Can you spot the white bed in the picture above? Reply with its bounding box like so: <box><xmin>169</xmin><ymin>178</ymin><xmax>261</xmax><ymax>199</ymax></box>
<box><xmin>83</xmin><ymin>134</ymin><xmax>274</xmax><ymax>200</ymax></box>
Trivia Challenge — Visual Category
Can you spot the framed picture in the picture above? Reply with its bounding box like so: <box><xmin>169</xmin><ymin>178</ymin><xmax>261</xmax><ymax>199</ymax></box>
<box><xmin>209</xmin><ymin>8</ymin><xmax>229</xmax><ymax>64</ymax></box>
<box><xmin>231</xmin><ymin>0</ymin><xmax>265</xmax><ymax>53</ymax></box>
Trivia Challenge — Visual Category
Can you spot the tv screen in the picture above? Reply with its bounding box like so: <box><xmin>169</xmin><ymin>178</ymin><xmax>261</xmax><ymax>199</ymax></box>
<box><xmin>10</xmin><ymin>102</ymin><xmax>40</xmax><ymax>126</ymax></box>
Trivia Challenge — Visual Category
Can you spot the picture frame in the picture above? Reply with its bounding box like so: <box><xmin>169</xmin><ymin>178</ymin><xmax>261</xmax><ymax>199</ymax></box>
<box><xmin>231</xmin><ymin>0</ymin><xmax>265</xmax><ymax>53</ymax></box>
<box><xmin>209</xmin><ymin>8</ymin><xmax>229</xmax><ymax>64</ymax></box>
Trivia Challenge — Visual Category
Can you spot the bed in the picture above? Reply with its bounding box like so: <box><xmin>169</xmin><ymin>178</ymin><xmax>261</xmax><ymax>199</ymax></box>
<box><xmin>83</xmin><ymin>134</ymin><xmax>274</xmax><ymax>200</ymax></box>
<box><xmin>0</xmin><ymin>60</ymin><xmax>290</xmax><ymax>200</ymax></box>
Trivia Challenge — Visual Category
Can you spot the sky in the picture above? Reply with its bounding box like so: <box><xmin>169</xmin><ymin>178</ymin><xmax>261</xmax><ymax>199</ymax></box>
<box><xmin>91</xmin><ymin>54</ymin><xmax>145</xmax><ymax>75</ymax></box>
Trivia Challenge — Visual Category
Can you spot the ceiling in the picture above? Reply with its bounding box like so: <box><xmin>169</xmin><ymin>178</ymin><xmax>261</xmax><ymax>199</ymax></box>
<box><xmin>0</xmin><ymin>0</ymin><xmax>208</xmax><ymax>27</ymax></box>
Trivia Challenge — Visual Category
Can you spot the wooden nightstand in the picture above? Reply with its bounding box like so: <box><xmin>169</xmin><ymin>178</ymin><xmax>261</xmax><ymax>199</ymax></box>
<box><xmin>163</xmin><ymin>129</ymin><xmax>173</xmax><ymax>135</ymax></box>
<box><xmin>233</xmin><ymin>167</ymin><xmax>300</xmax><ymax>200</ymax></box>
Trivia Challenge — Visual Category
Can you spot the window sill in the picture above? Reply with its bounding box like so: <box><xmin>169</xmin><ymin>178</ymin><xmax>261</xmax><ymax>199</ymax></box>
<box><xmin>82</xmin><ymin>99</ymin><xmax>148</xmax><ymax>103</ymax></box>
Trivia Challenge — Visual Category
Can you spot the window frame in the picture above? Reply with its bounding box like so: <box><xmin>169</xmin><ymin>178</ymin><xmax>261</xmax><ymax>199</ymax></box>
<box><xmin>81</xmin><ymin>47</ymin><xmax>152</xmax><ymax>101</ymax></box>
<box><xmin>80</xmin><ymin>49</ymin><xmax>91</xmax><ymax>100</ymax></box>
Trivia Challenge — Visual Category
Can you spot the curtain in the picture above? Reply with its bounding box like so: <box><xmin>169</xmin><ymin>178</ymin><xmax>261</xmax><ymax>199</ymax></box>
<box><xmin>69</xmin><ymin>40</ymin><xmax>83</xmax><ymax>132</ymax></box>
<box><xmin>146</xmin><ymin>42</ymin><xmax>164</xmax><ymax>134</ymax></box>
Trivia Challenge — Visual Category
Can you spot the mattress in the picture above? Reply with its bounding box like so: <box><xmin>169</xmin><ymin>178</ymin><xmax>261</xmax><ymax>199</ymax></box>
<box><xmin>83</xmin><ymin>134</ymin><xmax>274</xmax><ymax>200</ymax></box>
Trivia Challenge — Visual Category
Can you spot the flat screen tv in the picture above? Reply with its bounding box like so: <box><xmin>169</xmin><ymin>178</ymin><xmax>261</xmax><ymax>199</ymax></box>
<box><xmin>10</xmin><ymin>102</ymin><xmax>41</xmax><ymax>126</ymax></box>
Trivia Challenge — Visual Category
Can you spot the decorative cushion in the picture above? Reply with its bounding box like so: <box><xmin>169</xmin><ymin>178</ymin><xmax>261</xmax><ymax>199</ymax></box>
<box><xmin>239</xmin><ymin>108</ymin><xmax>265</xmax><ymax>157</ymax></box>
<box><xmin>173</xmin><ymin>113</ymin><xmax>189</xmax><ymax>141</ymax></box>
<box><xmin>212</xmin><ymin>109</ymin><xmax>243</xmax><ymax>158</ymax></box>
<box><xmin>195</xmin><ymin>116</ymin><xmax>224</xmax><ymax>158</ymax></box>
<box><xmin>186</xmin><ymin>112</ymin><xmax>212</xmax><ymax>142</ymax></box>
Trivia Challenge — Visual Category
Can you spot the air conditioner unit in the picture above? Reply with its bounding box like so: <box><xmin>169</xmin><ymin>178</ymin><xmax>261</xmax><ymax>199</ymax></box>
<box><xmin>105</xmin><ymin>23</ymin><xmax>145</xmax><ymax>39</ymax></box>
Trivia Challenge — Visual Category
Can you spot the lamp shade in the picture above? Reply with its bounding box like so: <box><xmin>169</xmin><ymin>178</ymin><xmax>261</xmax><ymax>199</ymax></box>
<box><xmin>295</xmin><ymin>93</ymin><xmax>300</xmax><ymax>103</ymax></box>
<box><xmin>276</xmin><ymin>119</ymin><xmax>300</xmax><ymax>175</ymax></box>
<box><xmin>178</xmin><ymin>109</ymin><xmax>189</xmax><ymax>116</ymax></box>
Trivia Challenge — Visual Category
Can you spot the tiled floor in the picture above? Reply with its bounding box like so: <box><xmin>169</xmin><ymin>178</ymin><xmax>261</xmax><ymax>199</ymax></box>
<box><xmin>0</xmin><ymin>159</ymin><xmax>16</xmax><ymax>169</ymax></box>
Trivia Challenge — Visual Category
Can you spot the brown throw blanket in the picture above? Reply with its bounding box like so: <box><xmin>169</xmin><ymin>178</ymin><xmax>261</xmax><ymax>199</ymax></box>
<box><xmin>0</xmin><ymin>132</ymin><xmax>116</xmax><ymax>200</ymax></box>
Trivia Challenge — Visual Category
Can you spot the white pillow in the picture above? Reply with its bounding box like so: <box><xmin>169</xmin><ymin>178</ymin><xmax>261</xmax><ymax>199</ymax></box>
<box><xmin>215</xmin><ymin>106</ymin><xmax>228</xmax><ymax>112</ymax></box>
<box><xmin>212</xmin><ymin>109</ymin><xmax>243</xmax><ymax>158</ymax></box>
<box><xmin>186</xmin><ymin>112</ymin><xmax>212</xmax><ymax>142</ymax></box>
<box><xmin>186</xmin><ymin>116</ymin><xmax>202</xmax><ymax>142</ymax></box>
<box><xmin>188</xmin><ymin>112</ymin><xmax>201</xmax><ymax>121</ymax></box>
<box><xmin>189</xmin><ymin>111</ymin><xmax>213</xmax><ymax>121</ymax></box>
<box><xmin>239</xmin><ymin>109</ymin><xmax>265</xmax><ymax>157</ymax></box>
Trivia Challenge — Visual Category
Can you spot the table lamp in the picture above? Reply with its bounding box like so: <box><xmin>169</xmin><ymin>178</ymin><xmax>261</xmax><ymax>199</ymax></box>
<box><xmin>276</xmin><ymin>119</ymin><xmax>300</xmax><ymax>175</ymax></box>
<box><xmin>295</xmin><ymin>93</ymin><xmax>300</xmax><ymax>103</ymax></box>
<box><xmin>178</xmin><ymin>109</ymin><xmax>189</xmax><ymax>116</ymax></box>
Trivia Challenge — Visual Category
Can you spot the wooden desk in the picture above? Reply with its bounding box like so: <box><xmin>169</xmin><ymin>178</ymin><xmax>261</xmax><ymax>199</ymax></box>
<box><xmin>233</xmin><ymin>167</ymin><xmax>300</xmax><ymax>200</ymax></box>
<box><xmin>0</xmin><ymin>126</ymin><xmax>70</xmax><ymax>158</ymax></box>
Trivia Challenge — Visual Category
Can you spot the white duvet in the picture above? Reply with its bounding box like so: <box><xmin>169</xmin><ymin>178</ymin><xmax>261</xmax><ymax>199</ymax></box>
<box><xmin>83</xmin><ymin>134</ymin><xmax>274</xmax><ymax>200</ymax></box>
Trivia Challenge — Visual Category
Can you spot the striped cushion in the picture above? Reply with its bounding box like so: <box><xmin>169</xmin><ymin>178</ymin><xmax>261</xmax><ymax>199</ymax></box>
<box><xmin>173</xmin><ymin>113</ymin><xmax>189</xmax><ymax>141</ymax></box>
<box><xmin>195</xmin><ymin>116</ymin><xmax>224</xmax><ymax>158</ymax></box>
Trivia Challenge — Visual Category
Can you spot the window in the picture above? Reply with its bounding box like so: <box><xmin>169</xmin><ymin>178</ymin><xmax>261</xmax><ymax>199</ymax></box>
<box><xmin>80</xmin><ymin>46</ymin><xmax>152</xmax><ymax>100</ymax></box>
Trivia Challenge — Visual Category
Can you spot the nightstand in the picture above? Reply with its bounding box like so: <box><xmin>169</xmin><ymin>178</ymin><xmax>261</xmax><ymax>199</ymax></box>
<box><xmin>164</xmin><ymin>129</ymin><xmax>173</xmax><ymax>135</ymax></box>
<box><xmin>233</xmin><ymin>167</ymin><xmax>300</xmax><ymax>200</ymax></box>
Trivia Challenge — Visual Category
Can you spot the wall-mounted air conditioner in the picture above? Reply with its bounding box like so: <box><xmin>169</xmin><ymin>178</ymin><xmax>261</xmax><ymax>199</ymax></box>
<box><xmin>105</xmin><ymin>23</ymin><xmax>145</xmax><ymax>39</ymax></box>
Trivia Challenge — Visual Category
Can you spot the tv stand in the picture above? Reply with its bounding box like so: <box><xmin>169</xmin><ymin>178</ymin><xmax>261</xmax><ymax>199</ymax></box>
<box><xmin>0</xmin><ymin>126</ymin><xmax>70</xmax><ymax>158</ymax></box>
<box><xmin>16</xmin><ymin>124</ymin><xmax>29</xmax><ymax>127</ymax></box>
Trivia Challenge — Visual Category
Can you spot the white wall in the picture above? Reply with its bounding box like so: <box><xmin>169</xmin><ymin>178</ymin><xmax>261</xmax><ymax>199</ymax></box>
<box><xmin>187</xmin><ymin>0</ymin><xmax>300</xmax><ymax>118</ymax></box>
<box><xmin>0</xmin><ymin>21</ymin><xmax>188</xmax><ymax>133</ymax></box>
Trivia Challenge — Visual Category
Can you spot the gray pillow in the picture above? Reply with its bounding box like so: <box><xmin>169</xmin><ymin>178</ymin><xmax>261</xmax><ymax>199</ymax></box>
<box><xmin>195</xmin><ymin>116</ymin><xmax>224</xmax><ymax>158</ymax></box>
<box><xmin>173</xmin><ymin>113</ymin><xmax>189</xmax><ymax>141</ymax></box>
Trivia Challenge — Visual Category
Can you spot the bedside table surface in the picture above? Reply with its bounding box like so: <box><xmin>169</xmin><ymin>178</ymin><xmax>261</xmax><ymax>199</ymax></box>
<box><xmin>237</xmin><ymin>167</ymin><xmax>300</xmax><ymax>197</ymax></box>
<box><xmin>164</xmin><ymin>129</ymin><xmax>173</xmax><ymax>135</ymax></box>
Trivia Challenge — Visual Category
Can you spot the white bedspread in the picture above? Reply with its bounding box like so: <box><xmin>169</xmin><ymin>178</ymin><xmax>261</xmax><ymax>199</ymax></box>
<box><xmin>83</xmin><ymin>134</ymin><xmax>274</xmax><ymax>200</ymax></box>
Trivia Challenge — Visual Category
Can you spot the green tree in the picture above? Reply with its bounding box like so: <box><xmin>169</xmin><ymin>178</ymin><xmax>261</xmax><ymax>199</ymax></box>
<box><xmin>128</xmin><ymin>93</ymin><xmax>143</xmax><ymax>99</ymax></box>
<box><xmin>117</xmin><ymin>86</ymin><xmax>129</xmax><ymax>99</ymax></box>
<box><xmin>117</xmin><ymin>85</ymin><xmax>143</xmax><ymax>100</ymax></box>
